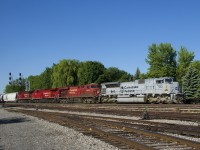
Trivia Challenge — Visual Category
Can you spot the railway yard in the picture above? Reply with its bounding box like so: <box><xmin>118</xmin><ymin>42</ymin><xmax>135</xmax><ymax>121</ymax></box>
<box><xmin>1</xmin><ymin>103</ymin><xmax>200</xmax><ymax>150</ymax></box>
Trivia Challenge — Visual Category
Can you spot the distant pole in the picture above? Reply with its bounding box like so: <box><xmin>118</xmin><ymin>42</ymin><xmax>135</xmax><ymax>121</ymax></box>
<box><xmin>19</xmin><ymin>73</ymin><xmax>22</xmax><ymax>91</ymax></box>
<box><xmin>29</xmin><ymin>81</ymin><xmax>30</xmax><ymax>91</ymax></box>
<box><xmin>25</xmin><ymin>80</ymin><xmax>30</xmax><ymax>91</ymax></box>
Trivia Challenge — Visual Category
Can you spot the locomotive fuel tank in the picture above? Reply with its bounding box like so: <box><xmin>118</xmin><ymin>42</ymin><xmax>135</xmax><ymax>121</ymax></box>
<box><xmin>117</xmin><ymin>95</ymin><xmax>145</xmax><ymax>103</ymax></box>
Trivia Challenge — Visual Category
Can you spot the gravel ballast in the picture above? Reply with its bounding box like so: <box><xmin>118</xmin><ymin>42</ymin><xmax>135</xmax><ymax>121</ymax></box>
<box><xmin>0</xmin><ymin>107</ymin><xmax>118</xmax><ymax>150</ymax></box>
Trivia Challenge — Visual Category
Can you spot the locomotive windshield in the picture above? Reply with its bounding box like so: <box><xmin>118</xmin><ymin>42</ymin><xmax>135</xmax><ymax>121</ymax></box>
<box><xmin>156</xmin><ymin>78</ymin><xmax>173</xmax><ymax>84</ymax></box>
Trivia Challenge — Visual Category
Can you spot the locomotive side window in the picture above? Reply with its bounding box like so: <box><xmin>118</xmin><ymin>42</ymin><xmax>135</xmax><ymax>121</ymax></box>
<box><xmin>156</xmin><ymin>80</ymin><xmax>163</xmax><ymax>84</ymax></box>
<box><xmin>91</xmin><ymin>85</ymin><xmax>97</xmax><ymax>88</ymax></box>
<box><xmin>165</xmin><ymin>78</ymin><xmax>172</xmax><ymax>83</ymax></box>
<box><xmin>105</xmin><ymin>83</ymin><xmax>120</xmax><ymax>88</ymax></box>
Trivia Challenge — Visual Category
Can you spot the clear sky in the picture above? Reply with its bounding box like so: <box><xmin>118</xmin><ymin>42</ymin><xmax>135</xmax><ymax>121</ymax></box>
<box><xmin>0</xmin><ymin>0</ymin><xmax>200</xmax><ymax>93</ymax></box>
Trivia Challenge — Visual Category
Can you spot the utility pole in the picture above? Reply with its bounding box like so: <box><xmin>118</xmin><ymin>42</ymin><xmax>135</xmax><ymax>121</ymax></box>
<box><xmin>19</xmin><ymin>73</ymin><xmax>22</xmax><ymax>91</ymax></box>
<box><xmin>25</xmin><ymin>80</ymin><xmax>30</xmax><ymax>91</ymax></box>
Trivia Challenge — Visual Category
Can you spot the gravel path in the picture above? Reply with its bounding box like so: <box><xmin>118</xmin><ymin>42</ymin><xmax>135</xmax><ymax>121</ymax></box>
<box><xmin>0</xmin><ymin>107</ymin><xmax>118</xmax><ymax>150</ymax></box>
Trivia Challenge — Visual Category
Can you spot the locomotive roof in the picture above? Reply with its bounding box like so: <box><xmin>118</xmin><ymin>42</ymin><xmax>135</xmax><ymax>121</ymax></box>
<box><xmin>101</xmin><ymin>82</ymin><xmax>120</xmax><ymax>85</ymax></box>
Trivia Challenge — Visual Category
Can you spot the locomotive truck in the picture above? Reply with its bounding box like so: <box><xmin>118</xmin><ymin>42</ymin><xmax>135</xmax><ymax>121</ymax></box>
<box><xmin>1</xmin><ymin>77</ymin><xmax>184</xmax><ymax>104</ymax></box>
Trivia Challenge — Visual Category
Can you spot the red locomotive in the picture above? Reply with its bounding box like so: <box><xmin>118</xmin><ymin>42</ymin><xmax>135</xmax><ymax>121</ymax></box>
<box><xmin>16</xmin><ymin>91</ymin><xmax>32</xmax><ymax>102</ymax></box>
<box><xmin>16</xmin><ymin>83</ymin><xmax>100</xmax><ymax>103</ymax></box>
<box><xmin>31</xmin><ymin>88</ymin><xmax>59</xmax><ymax>102</ymax></box>
<box><xmin>59</xmin><ymin>84</ymin><xmax>100</xmax><ymax>103</ymax></box>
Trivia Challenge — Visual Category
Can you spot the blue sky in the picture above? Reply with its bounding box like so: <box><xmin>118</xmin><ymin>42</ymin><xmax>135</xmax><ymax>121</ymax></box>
<box><xmin>0</xmin><ymin>0</ymin><xmax>200</xmax><ymax>93</ymax></box>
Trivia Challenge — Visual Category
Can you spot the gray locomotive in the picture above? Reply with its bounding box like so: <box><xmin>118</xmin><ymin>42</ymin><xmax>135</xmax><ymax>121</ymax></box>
<box><xmin>100</xmin><ymin>77</ymin><xmax>183</xmax><ymax>103</ymax></box>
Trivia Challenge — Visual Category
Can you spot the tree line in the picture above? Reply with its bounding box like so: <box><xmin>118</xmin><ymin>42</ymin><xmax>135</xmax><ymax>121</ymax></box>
<box><xmin>5</xmin><ymin>60</ymin><xmax>132</xmax><ymax>92</ymax></box>
<box><xmin>5</xmin><ymin>43</ymin><xmax>200</xmax><ymax>101</ymax></box>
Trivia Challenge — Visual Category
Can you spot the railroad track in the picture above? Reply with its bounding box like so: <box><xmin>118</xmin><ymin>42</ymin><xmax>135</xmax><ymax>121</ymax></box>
<box><xmin>7</xmin><ymin>109</ymin><xmax>200</xmax><ymax>150</ymax></box>
<box><xmin>4</xmin><ymin>103</ymin><xmax>200</xmax><ymax>122</ymax></box>
<box><xmin>66</xmin><ymin>114</ymin><xmax>200</xmax><ymax>138</ymax></box>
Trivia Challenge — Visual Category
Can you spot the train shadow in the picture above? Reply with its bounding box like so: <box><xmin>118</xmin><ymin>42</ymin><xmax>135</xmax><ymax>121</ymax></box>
<box><xmin>0</xmin><ymin>117</ymin><xmax>30</xmax><ymax>125</ymax></box>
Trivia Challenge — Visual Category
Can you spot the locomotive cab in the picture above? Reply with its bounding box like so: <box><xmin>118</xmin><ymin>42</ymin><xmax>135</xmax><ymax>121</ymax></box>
<box><xmin>100</xmin><ymin>82</ymin><xmax>120</xmax><ymax>103</ymax></box>
<box><xmin>153</xmin><ymin>77</ymin><xmax>183</xmax><ymax>103</ymax></box>
<box><xmin>155</xmin><ymin>77</ymin><xmax>175</xmax><ymax>95</ymax></box>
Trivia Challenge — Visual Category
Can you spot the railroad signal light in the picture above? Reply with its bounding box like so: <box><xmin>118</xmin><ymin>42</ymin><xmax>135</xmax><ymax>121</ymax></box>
<box><xmin>9</xmin><ymin>72</ymin><xmax>12</xmax><ymax>85</ymax></box>
<box><xmin>9</xmin><ymin>72</ymin><xmax>12</xmax><ymax>80</ymax></box>
<box><xmin>19</xmin><ymin>73</ymin><xmax>22</xmax><ymax>81</ymax></box>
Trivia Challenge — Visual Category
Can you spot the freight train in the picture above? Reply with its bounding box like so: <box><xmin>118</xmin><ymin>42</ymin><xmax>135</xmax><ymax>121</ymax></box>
<box><xmin>0</xmin><ymin>77</ymin><xmax>184</xmax><ymax>104</ymax></box>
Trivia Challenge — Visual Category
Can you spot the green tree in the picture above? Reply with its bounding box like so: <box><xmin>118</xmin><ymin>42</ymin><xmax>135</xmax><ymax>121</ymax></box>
<box><xmin>182</xmin><ymin>65</ymin><xmax>200</xmax><ymax>102</ymax></box>
<box><xmin>145</xmin><ymin>43</ymin><xmax>177</xmax><ymax>78</ymax></box>
<box><xmin>78</xmin><ymin>61</ymin><xmax>105</xmax><ymax>85</ymax></box>
<box><xmin>190</xmin><ymin>61</ymin><xmax>200</xmax><ymax>100</ymax></box>
<box><xmin>51</xmin><ymin>59</ymin><xmax>80</xmax><ymax>87</ymax></box>
<box><xmin>5</xmin><ymin>78</ymin><xmax>26</xmax><ymax>93</ymax></box>
<box><xmin>190</xmin><ymin>60</ymin><xmax>200</xmax><ymax>75</ymax></box>
<box><xmin>119</xmin><ymin>73</ymin><xmax>132</xmax><ymax>82</ymax></box>
<box><xmin>5</xmin><ymin>84</ymin><xmax>19</xmax><ymax>93</ymax></box>
<box><xmin>40</xmin><ymin>67</ymin><xmax>53</xmax><ymax>89</ymax></box>
<box><xmin>139</xmin><ymin>73</ymin><xmax>147</xmax><ymax>79</ymax></box>
<box><xmin>28</xmin><ymin>75</ymin><xmax>42</xmax><ymax>90</ymax></box>
<box><xmin>134</xmin><ymin>67</ymin><xmax>141</xmax><ymax>80</ymax></box>
<box><xmin>96</xmin><ymin>67</ymin><xmax>132</xmax><ymax>83</ymax></box>
<box><xmin>177</xmin><ymin>47</ymin><xmax>194</xmax><ymax>84</ymax></box>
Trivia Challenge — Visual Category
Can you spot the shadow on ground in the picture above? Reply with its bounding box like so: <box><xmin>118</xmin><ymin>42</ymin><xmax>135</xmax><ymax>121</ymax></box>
<box><xmin>0</xmin><ymin>145</ymin><xmax>4</xmax><ymax>150</ymax></box>
<box><xmin>0</xmin><ymin>117</ymin><xmax>30</xmax><ymax>125</ymax></box>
